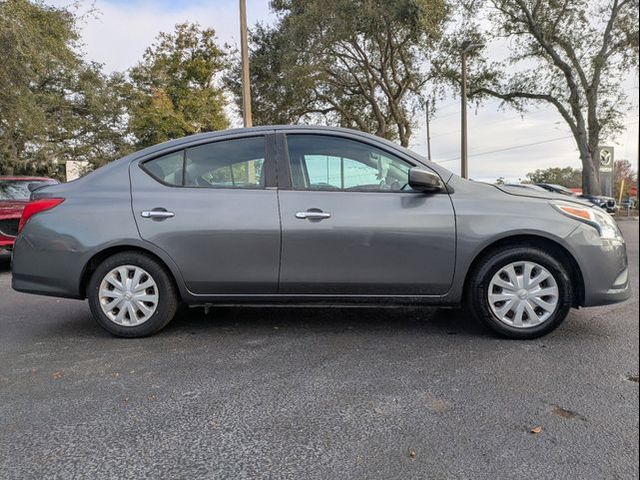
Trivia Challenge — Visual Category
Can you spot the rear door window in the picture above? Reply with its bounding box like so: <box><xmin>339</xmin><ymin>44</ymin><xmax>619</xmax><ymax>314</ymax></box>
<box><xmin>185</xmin><ymin>137</ymin><xmax>265</xmax><ymax>189</ymax></box>
<box><xmin>141</xmin><ymin>136</ymin><xmax>267</xmax><ymax>188</ymax></box>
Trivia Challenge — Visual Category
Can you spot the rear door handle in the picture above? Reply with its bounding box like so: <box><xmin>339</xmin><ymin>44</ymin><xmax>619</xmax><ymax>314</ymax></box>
<box><xmin>141</xmin><ymin>210</ymin><xmax>175</xmax><ymax>219</ymax></box>
<box><xmin>295</xmin><ymin>211</ymin><xmax>331</xmax><ymax>220</ymax></box>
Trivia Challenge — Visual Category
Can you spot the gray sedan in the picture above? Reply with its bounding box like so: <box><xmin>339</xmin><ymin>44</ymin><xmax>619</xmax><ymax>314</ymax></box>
<box><xmin>11</xmin><ymin>126</ymin><xmax>630</xmax><ymax>338</ymax></box>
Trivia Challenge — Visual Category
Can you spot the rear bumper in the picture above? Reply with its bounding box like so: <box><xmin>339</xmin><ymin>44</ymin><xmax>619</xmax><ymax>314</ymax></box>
<box><xmin>11</xmin><ymin>232</ymin><xmax>85</xmax><ymax>299</ymax></box>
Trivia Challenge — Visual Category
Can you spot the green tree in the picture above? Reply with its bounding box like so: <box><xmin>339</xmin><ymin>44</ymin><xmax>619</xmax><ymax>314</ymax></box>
<box><xmin>523</xmin><ymin>166</ymin><xmax>582</xmax><ymax>187</ymax></box>
<box><xmin>228</xmin><ymin>0</ymin><xmax>448</xmax><ymax>146</ymax></box>
<box><xmin>0</xmin><ymin>0</ymin><xmax>132</xmax><ymax>177</ymax></box>
<box><xmin>435</xmin><ymin>0</ymin><xmax>639</xmax><ymax>194</ymax></box>
<box><xmin>128</xmin><ymin>23</ymin><xmax>229</xmax><ymax>148</ymax></box>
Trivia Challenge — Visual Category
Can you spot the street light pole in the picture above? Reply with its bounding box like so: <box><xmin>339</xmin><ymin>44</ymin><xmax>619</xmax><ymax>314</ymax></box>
<box><xmin>425</xmin><ymin>99</ymin><xmax>432</xmax><ymax>162</ymax></box>
<box><xmin>460</xmin><ymin>40</ymin><xmax>482</xmax><ymax>179</ymax></box>
<box><xmin>460</xmin><ymin>51</ymin><xmax>469</xmax><ymax>179</ymax></box>
<box><xmin>239</xmin><ymin>0</ymin><xmax>252</xmax><ymax>128</ymax></box>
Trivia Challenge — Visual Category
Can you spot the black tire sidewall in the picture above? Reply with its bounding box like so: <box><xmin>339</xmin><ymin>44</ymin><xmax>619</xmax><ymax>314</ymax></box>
<box><xmin>88</xmin><ymin>252</ymin><xmax>178</xmax><ymax>337</ymax></box>
<box><xmin>469</xmin><ymin>247</ymin><xmax>573</xmax><ymax>339</ymax></box>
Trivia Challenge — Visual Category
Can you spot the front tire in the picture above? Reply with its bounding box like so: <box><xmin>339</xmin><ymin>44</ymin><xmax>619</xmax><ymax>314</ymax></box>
<box><xmin>467</xmin><ymin>246</ymin><xmax>573</xmax><ymax>339</ymax></box>
<box><xmin>87</xmin><ymin>252</ymin><xmax>179</xmax><ymax>337</ymax></box>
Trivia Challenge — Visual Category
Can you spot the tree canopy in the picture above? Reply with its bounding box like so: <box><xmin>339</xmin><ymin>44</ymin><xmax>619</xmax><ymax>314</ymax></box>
<box><xmin>523</xmin><ymin>166</ymin><xmax>582</xmax><ymax>187</ymax></box>
<box><xmin>128</xmin><ymin>23</ymin><xmax>229</xmax><ymax>149</ymax></box>
<box><xmin>614</xmin><ymin>159</ymin><xmax>637</xmax><ymax>200</ymax></box>
<box><xmin>0</xmin><ymin>0</ymin><xmax>130</xmax><ymax>176</ymax></box>
<box><xmin>435</xmin><ymin>0</ymin><xmax>639</xmax><ymax>194</ymax></box>
<box><xmin>227</xmin><ymin>0</ymin><xmax>449</xmax><ymax>146</ymax></box>
<box><xmin>0</xmin><ymin>6</ymin><xmax>230</xmax><ymax>177</ymax></box>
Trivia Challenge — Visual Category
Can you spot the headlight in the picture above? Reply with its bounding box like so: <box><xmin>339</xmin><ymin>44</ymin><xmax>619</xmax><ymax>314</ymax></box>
<box><xmin>551</xmin><ymin>201</ymin><xmax>622</xmax><ymax>240</ymax></box>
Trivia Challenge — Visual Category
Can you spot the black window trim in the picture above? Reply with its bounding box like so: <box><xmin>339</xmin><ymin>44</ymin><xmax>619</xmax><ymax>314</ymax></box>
<box><xmin>277</xmin><ymin>132</ymin><xmax>426</xmax><ymax>194</ymax></box>
<box><xmin>138</xmin><ymin>133</ymin><xmax>277</xmax><ymax>190</ymax></box>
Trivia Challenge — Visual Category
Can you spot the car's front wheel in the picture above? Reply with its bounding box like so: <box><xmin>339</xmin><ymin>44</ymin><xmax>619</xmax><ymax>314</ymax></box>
<box><xmin>467</xmin><ymin>246</ymin><xmax>573</xmax><ymax>339</ymax></box>
<box><xmin>87</xmin><ymin>251</ymin><xmax>178</xmax><ymax>337</ymax></box>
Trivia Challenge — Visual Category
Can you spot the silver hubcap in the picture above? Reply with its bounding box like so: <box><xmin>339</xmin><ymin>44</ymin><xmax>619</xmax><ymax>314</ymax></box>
<box><xmin>488</xmin><ymin>261</ymin><xmax>559</xmax><ymax>328</ymax></box>
<box><xmin>98</xmin><ymin>265</ymin><xmax>159</xmax><ymax>326</ymax></box>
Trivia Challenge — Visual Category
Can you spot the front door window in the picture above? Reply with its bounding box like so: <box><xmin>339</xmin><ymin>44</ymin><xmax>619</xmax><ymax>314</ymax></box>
<box><xmin>286</xmin><ymin>134</ymin><xmax>414</xmax><ymax>192</ymax></box>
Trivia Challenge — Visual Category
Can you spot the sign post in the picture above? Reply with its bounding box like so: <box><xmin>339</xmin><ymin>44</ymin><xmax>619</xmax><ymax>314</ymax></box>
<box><xmin>598</xmin><ymin>146</ymin><xmax>614</xmax><ymax>197</ymax></box>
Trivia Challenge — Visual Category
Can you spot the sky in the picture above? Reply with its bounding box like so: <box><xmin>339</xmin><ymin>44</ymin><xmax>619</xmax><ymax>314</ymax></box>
<box><xmin>49</xmin><ymin>0</ymin><xmax>639</xmax><ymax>183</ymax></box>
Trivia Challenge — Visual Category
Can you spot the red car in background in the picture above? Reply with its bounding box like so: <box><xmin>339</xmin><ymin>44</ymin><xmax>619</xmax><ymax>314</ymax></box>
<box><xmin>0</xmin><ymin>176</ymin><xmax>59</xmax><ymax>252</ymax></box>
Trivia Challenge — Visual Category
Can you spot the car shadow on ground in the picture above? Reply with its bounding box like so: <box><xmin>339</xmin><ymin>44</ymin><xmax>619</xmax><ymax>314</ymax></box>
<box><xmin>1</xmin><ymin>250</ymin><xmax>611</xmax><ymax>342</ymax></box>
<box><xmin>35</xmin><ymin>301</ymin><xmax>490</xmax><ymax>341</ymax></box>
<box><xmin>158</xmin><ymin>303</ymin><xmax>490</xmax><ymax>339</ymax></box>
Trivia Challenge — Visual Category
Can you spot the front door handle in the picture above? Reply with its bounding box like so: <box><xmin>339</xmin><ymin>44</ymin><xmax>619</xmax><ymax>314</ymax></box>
<box><xmin>141</xmin><ymin>209</ymin><xmax>175</xmax><ymax>219</ymax></box>
<box><xmin>295</xmin><ymin>211</ymin><xmax>331</xmax><ymax>220</ymax></box>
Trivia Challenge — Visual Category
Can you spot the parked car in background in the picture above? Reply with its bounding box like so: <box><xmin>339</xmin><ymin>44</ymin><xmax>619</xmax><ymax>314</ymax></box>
<box><xmin>10</xmin><ymin>126</ymin><xmax>630</xmax><ymax>339</ymax></box>
<box><xmin>534</xmin><ymin>182</ymin><xmax>617</xmax><ymax>213</ymax></box>
<box><xmin>620</xmin><ymin>198</ymin><xmax>636</xmax><ymax>211</ymax></box>
<box><xmin>579</xmin><ymin>193</ymin><xmax>617</xmax><ymax>214</ymax></box>
<box><xmin>504</xmin><ymin>184</ymin><xmax>549</xmax><ymax>193</ymax></box>
<box><xmin>0</xmin><ymin>176</ymin><xmax>59</xmax><ymax>252</ymax></box>
<box><xmin>535</xmin><ymin>183</ymin><xmax>578</xmax><ymax>197</ymax></box>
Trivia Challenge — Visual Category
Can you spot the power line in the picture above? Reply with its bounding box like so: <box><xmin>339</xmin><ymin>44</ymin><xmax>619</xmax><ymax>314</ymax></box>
<box><xmin>435</xmin><ymin>135</ymin><xmax>574</xmax><ymax>163</ymax></box>
<box><xmin>429</xmin><ymin>85</ymin><xmax>639</xmax><ymax>125</ymax></box>
<box><xmin>433</xmin><ymin>118</ymin><xmax>640</xmax><ymax>163</ymax></box>
<box><xmin>431</xmin><ymin>109</ymin><xmax>639</xmax><ymax>140</ymax></box>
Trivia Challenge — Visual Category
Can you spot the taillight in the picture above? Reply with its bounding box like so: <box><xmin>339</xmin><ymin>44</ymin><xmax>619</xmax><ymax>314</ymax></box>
<box><xmin>18</xmin><ymin>198</ymin><xmax>65</xmax><ymax>233</ymax></box>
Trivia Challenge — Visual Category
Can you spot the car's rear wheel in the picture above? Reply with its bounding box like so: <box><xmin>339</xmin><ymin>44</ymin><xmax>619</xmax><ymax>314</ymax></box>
<box><xmin>87</xmin><ymin>252</ymin><xmax>178</xmax><ymax>337</ymax></box>
<box><xmin>467</xmin><ymin>247</ymin><xmax>573</xmax><ymax>339</ymax></box>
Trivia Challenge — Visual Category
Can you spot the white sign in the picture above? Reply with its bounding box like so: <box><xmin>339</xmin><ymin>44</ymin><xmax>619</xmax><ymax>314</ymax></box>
<box><xmin>598</xmin><ymin>146</ymin><xmax>614</xmax><ymax>173</ymax></box>
<box><xmin>65</xmin><ymin>161</ymin><xmax>91</xmax><ymax>181</ymax></box>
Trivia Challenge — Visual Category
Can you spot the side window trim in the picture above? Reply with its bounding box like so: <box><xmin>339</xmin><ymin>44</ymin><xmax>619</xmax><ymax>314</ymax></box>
<box><xmin>275</xmin><ymin>133</ymin><xmax>293</xmax><ymax>189</ymax></box>
<box><xmin>181</xmin><ymin>149</ymin><xmax>187</xmax><ymax>186</ymax></box>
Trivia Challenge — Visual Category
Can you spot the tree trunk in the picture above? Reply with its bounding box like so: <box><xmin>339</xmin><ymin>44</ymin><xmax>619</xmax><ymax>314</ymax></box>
<box><xmin>573</xmin><ymin>126</ymin><xmax>601</xmax><ymax>195</ymax></box>
<box><xmin>398</xmin><ymin>122</ymin><xmax>410</xmax><ymax>147</ymax></box>
<box><xmin>581</xmin><ymin>150</ymin><xmax>601</xmax><ymax>195</ymax></box>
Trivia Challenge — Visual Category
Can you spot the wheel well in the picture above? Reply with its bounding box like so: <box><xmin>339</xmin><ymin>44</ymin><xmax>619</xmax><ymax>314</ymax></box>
<box><xmin>463</xmin><ymin>235</ymin><xmax>585</xmax><ymax>308</ymax></box>
<box><xmin>79</xmin><ymin>245</ymin><xmax>181</xmax><ymax>300</ymax></box>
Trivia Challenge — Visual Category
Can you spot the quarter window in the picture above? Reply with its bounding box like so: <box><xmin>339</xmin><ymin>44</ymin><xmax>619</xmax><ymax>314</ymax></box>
<box><xmin>142</xmin><ymin>151</ymin><xmax>184</xmax><ymax>186</ymax></box>
<box><xmin>286</xmin><ymin>134</ymin><xmax>413</xmax><ymax>192</ymax></box>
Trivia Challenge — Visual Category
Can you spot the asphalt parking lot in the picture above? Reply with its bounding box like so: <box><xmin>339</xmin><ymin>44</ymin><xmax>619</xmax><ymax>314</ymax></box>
<box><xmin>1</xmin><ymin>222</ymin><xmax>638</xmax><ymax>480</ymax></box>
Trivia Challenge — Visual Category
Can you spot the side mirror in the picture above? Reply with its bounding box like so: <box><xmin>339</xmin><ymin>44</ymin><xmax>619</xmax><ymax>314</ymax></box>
<box><xmin>408</xmin><ymin>167</ymin><xmax>444</xmax><ymax>193</ymax></box>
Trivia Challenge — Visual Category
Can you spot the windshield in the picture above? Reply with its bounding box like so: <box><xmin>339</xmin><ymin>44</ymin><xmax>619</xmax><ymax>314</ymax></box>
<box><xmin>0</xmin><ymin>180</ymin><xmax>51</xmax><ymax>201</ymax></box>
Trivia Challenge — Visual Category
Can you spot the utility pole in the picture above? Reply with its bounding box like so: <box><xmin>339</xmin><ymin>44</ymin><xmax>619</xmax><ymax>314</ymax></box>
<box><xmin>460</xmin><ymin>40</ymin><xmax>482</xmax><ymax>179</ymax></box>
<box><xmin>239</xmin><ymin>0</ymin><xmax>252</xmax><ymax>128</ymax></box>
<box><xmin>425</xmin><ymin>100</ymin><xmax>432</xmax><ymax>162</ymax></box>
<box><xmin>460</xmin><ymin>46</ymin><xmax>469</xmax><ymax>179</ymax></box>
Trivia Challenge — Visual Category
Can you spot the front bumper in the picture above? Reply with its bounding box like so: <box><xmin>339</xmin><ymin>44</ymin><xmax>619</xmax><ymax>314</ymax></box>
<box><xmin>565</xmin><ymin>223</ymin><xmax>631</xmax><ymax>307</ymax></box>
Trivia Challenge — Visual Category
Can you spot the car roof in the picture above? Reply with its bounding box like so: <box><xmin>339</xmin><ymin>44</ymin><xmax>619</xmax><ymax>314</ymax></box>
<box><xmin>135</xmin><ymin>125</ymin><xmax>414</xmax><ymax>154</ymax></box>
<box><xmin>64</xmin><ymin>125</ymin><xmax>454</xmax><ymax>188</ymax></box>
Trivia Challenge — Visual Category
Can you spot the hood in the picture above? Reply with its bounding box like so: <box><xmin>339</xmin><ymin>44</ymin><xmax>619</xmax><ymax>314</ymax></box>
<box><xmin>493</xmin><ymin>184</ymin><xmax>593</xmax><ymax>207</ymax></box>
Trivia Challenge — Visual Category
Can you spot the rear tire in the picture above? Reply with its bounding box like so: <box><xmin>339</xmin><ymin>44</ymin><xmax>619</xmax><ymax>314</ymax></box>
<box><xmin>466</xmin><ymin>246</ymin><xmax>573</xmax><ymax>339</ymax></box>
<box><xmin>87</xmin><ymin>252</ymin><xmax>178</xmax><ymax>337</ymax></box>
